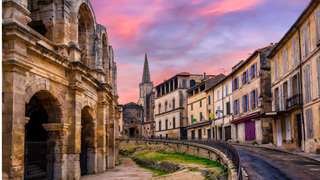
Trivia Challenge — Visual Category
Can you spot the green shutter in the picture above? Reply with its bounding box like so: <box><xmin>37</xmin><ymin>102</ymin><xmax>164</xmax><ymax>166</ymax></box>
<box><xmin>200</xmin><ymin>100</ymin><xmax>202</xmax><ymax>107</ymax></box>
<box><xmin>200</xmin><ymin>112</ymin><xmax>202</xmax><ymax>121</ymax></box>
<box><xmin>208</xmin><ymin>95</ymin><xmax>211</xmax><ymax>105</ymax></box>
<box><xmin>191</xmin><ymin>104</ymin><xmax>193</xmax><ymax>110</ymax></box>
<box><xmin>191</xmin><ymin>115</ymin><xmax>194</xmax><ymax>123</ymax></box>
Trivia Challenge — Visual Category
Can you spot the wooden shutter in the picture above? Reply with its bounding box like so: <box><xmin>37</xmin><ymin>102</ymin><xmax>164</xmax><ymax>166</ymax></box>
<box><xmin>274</xmin><ymin>58</ymin><xmax>278</xmax><ymax>81</ymax></box>
<box><xmin>250</xmin><ymin>91</ymin><xmax>253</xmax><ymax>110</ymax></box>
<box><xmin>287</xmin><ymin>77</ymin><xmax>292</xmax><ymax>108</ymax></box>
<box><xmin>317</xmin><ymin>56</ymin><xmax>320</xmax><ymax>97</ymax></box>
<box><xmin>232</xmin><ymin>79</ymin><xmax>234</xmax><ymax>91</ymax></box>
<box><xmin>272</xmin><ymin>89</ymin><xmax>275</xmax><ymax>111</ymax></box>
<box><xmin>278</xmin><ymin>85</ymin><xmax>282</xmax><ymax>111</ymax></box>
<box><xmin>246</xmin><ymin>69</ymin><xmax>249</xmax><ymax>83</ymax></box>
<box><xmin>282</xmin><ymin>49</ymin><xmax>287</xmax><ymax>74</ymax></box>
<box><xmin>237</xmin><ymin>99</ymin><xmax>239</xmax><ymax>115</ymax></box>
<box><xmin>285</xmin><ymin>116</ymin><xmax>291</xmax><ymax>140</ymax></box>
<box><xmin>306</xmin><ymin>108</ymin><xmax>314</xmax><ymax>138</ymax></box>
<box><xmin>242</xmin><ymin>73</ymin><xmax>244</xmax><ymax>86</ymax></box>
<box><xmin>250</xmin><ymin>66</ymin><xmax>252</xmax><ymax>81</ymax></box>
<box><xmin>302</xmin><ymin>25</ymin><xmax>309</xmax><ymax>59</ymax></box>
<box><xmin>291</xmin><ymin>38</ymin><xmax>298</xmax><ymax>68</ymax></box>
<box><xmin>315</xmin><ymin>8</ymin><xmax>320</xmax><ymax>46</ymax></box>
<box><xmin>255</xmin><ymin>88</ymin><xmax>258</xmax><ymax>108</ymax></box>
<box><xmin>246</xmin><ymin>93</ymin><xmax>249</xmax><ymax>111</ymax></box>
<box><xmin>233</xmin><ymin>100</ymin><xmax>235</xmax><ymax>115</ymax></box>
<box><xmin>254</xmin><ymin>62</ymin><xmax>257</xmax><ymax>78</ymax></box>
<box><xmin>242</xmin><ymin>96</ymin><xmax>244</xmax><ymax>113</ymax></box>
<box><xmin>304</xmin><ymin>65</ymin><xmax>311</xmax><ymax>103</ymax></box>
<box><xmin>237</xmin><ymin>77</ymin><xmax>239</xmax><ymax>89</ymax></box>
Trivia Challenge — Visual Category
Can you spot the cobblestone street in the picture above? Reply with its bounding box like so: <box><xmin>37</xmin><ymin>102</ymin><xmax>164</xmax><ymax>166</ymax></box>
<box><xmin>234</xmin><ymin>145</ymin><xmax>320</xmax><ymax>180</ymax></box>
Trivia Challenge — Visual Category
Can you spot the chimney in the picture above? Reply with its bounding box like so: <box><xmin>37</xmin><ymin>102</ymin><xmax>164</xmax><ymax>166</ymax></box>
<box><xmin>204</xmin><ymin>72</ymin><xmax>206</xmax><ymax>80</ymax></box>
<box><xmin>270</xmin><ymin>43</ymin><xmax>274</xmax><ymax>46</ymax></box>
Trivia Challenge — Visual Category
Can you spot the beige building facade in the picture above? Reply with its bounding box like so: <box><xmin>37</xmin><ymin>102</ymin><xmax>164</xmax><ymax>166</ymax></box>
<box><xmin>154</xmin><ymin>73</ymin><xmax>204</xmax><ymax>139</ymax></box>
<box><xmin>2</xmin><ymin>0</ymin><xmax>120</xmax><ymax>179</ymax></box>
<box><xmin>186</xmin><ymin>74</ymin><xmax>225</xmax><ymax>140</ymax></box>
<box><xmin>268</xmin><ymin>0</ymin><xmax>320</xmax><ymax>154</ymax></box>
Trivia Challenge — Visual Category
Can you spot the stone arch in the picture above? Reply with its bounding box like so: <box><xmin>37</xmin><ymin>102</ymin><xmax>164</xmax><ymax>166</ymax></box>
<box><xmin>25</xmin><ymin>79</ymin><xmax>67</xmax><ymax>123</ymax></box>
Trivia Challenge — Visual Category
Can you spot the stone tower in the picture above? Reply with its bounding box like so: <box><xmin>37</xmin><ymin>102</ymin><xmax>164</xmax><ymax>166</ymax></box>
<box><xmin>138</xmin><ymin>53</ymin><xmax>154</xmax><ymax>122</ymax></box>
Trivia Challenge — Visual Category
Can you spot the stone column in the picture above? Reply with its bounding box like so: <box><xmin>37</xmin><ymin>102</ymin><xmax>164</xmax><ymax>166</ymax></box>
<box><xmin>96</xmin><ymin>100</ymin><xmax>108</xmax><ymax>173</ymax></box>
<box><xmin>107</xmin><ymin>100</ymin><xmax>115</xmax><ymax>169</ymax></box>
<box><xmin>67</xmin><ymin>72</ymin><xmax>84</xmax><ymax>180</ymax></box>
<box><xmin>114</xmin><ymin>106</ymin><xmax>121</xmax><ymax>166</ymax></box>
<box><xmin>43</xmin><ymin>123</ymin><xmax>70</xmax><ymax>180</ymax></box>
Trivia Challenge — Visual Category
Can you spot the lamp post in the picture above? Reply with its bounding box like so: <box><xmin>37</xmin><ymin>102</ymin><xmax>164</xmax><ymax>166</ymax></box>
<box><xmin>259</xmin><ymin>94</ymin><xmax>264</xmax><ymax>108</ymax></box>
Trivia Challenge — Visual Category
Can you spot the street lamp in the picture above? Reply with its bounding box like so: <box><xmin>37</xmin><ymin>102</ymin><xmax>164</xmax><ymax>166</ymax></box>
<box><xmin>259</xmin><ymin>95</ymin><xmax>264</xmax><ymax>102</ymax></box>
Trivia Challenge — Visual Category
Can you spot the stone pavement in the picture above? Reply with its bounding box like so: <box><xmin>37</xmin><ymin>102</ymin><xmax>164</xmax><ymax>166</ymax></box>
<box><xmin>231</xmin><ymin>143</ymin><xmax>320</xmax><ymax>163</ymax></box>
<box><xmin>81</xmin><ymin>158</ymin><xmax>153</xmax><ymax>180</ymax></box>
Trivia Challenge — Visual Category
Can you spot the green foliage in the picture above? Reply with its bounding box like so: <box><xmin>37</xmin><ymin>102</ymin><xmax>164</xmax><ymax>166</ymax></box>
<box><xmin>119</xmin><ymin>160</ymin><xmax>122</xmax><ymax>165</ymax></box>
<box><xmin>136</xmin><ymin>164</ymin><xmax>169</xmax><ymax>176</ymax></box>
<box><xmin>188</xmin><ymin>167</ymin><xmax>199</xmax><ymax>172</ymax></box>
<box><xmin>133</xmin><ymin>151</ymin><xmax>224</xmax><ymax>169</ymax></box>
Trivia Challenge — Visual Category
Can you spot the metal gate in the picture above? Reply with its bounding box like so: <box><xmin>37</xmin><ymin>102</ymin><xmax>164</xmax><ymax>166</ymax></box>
<box><xmin>24</xmin><ymin>140</ymin><xmax>54</xmax><ymax>180</ymax></box>
<box><xmin>80</xmin><ymin>143</ymin><xmax>88</xmax><ymax>175</ymax></box>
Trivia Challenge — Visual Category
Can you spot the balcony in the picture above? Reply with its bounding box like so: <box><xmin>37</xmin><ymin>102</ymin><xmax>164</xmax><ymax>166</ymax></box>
<box><xmin>286</xmin><ymin>94</ymin><xmax>301</xmax><ymax>110</ymax></box>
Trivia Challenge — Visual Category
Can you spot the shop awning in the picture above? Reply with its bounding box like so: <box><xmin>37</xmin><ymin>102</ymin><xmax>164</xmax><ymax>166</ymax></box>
<box><xmin>231</xmin><ymin>113</ymin><xmax>259</xmax><ymax>124</ymax></box>
<box><xmin>186</xmin><ymin>121</ymin><xmax>211</xmax><ymax>129</ymax></box>
<box><xmin>251</xmin><ymin>111</ymin><xmax>288</xmax><ymax>119</ymax></box>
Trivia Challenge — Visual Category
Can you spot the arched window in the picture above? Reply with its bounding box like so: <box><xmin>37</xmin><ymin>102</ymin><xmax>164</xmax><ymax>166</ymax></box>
<box><xmin>190</xmin><ymin>80</ymin><xmax>196</xmax><ymax>87</ymax></box>
<box><xmin>173</xmin><ymin>99</ymin><xmax>175</xmax><ymax>110</ymax></box>
<box><xmin>159</xmin><ymin>121</ymin><xmax>161</xmax><ymax>131</ymax></box>
<box><xmin>165</xmin><ymin>101</ymin><xmax>168</xmax><ymax>112</ymax></box>
<box><xmin>159</xmin><ymin>104</ymin><xmax>161</xmax><ymax>114</ymax></box>
<box><xmin>166</xmin><ymin>119</ymin><xmax>168</xmax><ymax>130</ymax></box>
<box><xmin>173</xmin><ymin>118</ymin><xmax>176</xmax><ymax>129</ymax></box>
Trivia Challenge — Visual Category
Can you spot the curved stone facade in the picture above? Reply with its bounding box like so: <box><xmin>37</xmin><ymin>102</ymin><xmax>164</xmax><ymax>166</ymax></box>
<box><xmin>2</xmin><ymin>0</ymin><xmax>120</xmax><ymax>179</ymax></box>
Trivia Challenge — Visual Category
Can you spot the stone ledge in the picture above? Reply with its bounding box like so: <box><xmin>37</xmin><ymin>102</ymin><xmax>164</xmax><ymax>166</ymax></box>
<box><xmin>42</xmin><ymin>123</ymin><xmax>70</xmax><ymax>131</ymax></box>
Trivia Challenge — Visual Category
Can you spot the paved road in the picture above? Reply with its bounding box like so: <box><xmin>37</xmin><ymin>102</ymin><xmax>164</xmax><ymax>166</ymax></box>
<box><xmin>234</xmin><ymin>145</ymin><xmax>320</xmax><ymax>180</ymax></box>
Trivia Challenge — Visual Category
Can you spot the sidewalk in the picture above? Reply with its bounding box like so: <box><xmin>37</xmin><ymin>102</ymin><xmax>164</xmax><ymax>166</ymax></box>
<box><xmin>231</xmin><ymin>143</ymin><xmax>320</xmax><ymax>163</ymax></box>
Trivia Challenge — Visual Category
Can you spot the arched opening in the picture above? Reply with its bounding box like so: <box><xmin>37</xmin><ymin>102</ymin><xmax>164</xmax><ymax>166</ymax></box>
<box><xmin>165</xmin><ymin>102</ymin><xmax>168</xmax><ymax>112</ymax></box>
<box><xmin>80</xmin><ymin>106</ymin><xmax>96</xmax><ymax>175</ymax></box>
<box><xmin>172</xmin><ymin>99</ymin><xmax>175</xmax><ymax>110</ymax></box>
<box><xmin>28</xmin><ymin>20</ymin><xmax>47</xmax><ymax>37</ymax></box>
<box><xmin>190</xmin><ymin>80</ymin><xmax>196</xmax><ymax>87</ymax></box>
<box><xmin>165</xmin><ymin>119</ymin><xmax>168</xmax><ymax>130</ymax></box>
<box><xmin>78</xmin><ymin>3</ymin><xmax>95</xmax><ymax>68</ymax></box>
<box><xmin>159</xmin><ymin>121</ymin><xmax>161</xmax><ymax>131</ymax></box>
<box><xmin>158</xmin><ymin>104</ymin><xmax>161</xmax><ymax>114</ymax></box>
<box><xmin>25</xmin><ymin>90</ymin><xmax>61</xmax><ymax>180</ymax></box>
<box><xmin>173</xmin><ymin>118</ymin><xmax>176</xmax><ymax>129</ymax></box>
<box><xmin>102</xmin><ymin>33</ymin><xmax>109</xmax><ymax>81</ymax></box>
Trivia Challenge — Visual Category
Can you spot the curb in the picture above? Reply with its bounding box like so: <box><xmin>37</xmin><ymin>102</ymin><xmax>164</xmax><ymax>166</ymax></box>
<box><xmin>231</xmin><ymin>143</ymin><xmax>320</xmax><ymax>163</ymax></box>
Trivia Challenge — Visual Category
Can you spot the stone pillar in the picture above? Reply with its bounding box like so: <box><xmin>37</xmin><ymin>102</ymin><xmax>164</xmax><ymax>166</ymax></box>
<box><xmin>67</xmin><ymin>72</ymin><xmax>84</xmax><ymax>180</ymax></box>
<box><xmin>114</xmin><ymin>106</ymin><xmax>121</xmax><ymax>166</ymax></box>
<box><xmin>2</xmin><ymin>61</ymin><xmax>31</xmax><ymax>180</ymax></box>
<box><xmin>96</xmin><ymin>100</ymin><xmax>107</xmax><ymax>173</ymax></box>
<box><xmin>107</xmin><ymin>100</ymin><xmax>115</xmax><ymax>169</ymax></box>
<box><xmin>42</xmin><ymin>124</ymin><xmax>69</xmax><ymax>180</ymax></box>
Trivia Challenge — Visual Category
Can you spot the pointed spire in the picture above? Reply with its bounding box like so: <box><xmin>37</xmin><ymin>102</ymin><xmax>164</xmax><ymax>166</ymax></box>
<box><xmin>142</xmin><ymin>53</ymin><xmax>151</xmax><ymax>83</ymax></box>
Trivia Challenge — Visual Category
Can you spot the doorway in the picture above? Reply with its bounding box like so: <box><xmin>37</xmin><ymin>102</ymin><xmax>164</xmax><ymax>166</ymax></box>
<box><xmin>296</xmin><ymin>114</ymin><xmax>302</xmax><ymax>147</ymax></box>
<box><xmin>129</xmin><ymin>128</ymin><xmax>135</xmax><ymax>137</ymax></box>
<box><xmin>219</xmin><ymin>127</ymin><xmax>223</xmax><ymax>140</ymax></box>
<box><xmin>198</xmin><ymin>129</ymin><xmax>202</xmax><ymax>140</ymax></box>
<box><xmin>191</xmin><ymin>130</ymin><xmax>195</xmax><ymax>140</ymax></box>
<box><xmin>225</xmin><ymin>126</ymin><xmax>231</xmax><ymax>141</ymax></box>
<box><xmin>208</xmin><ymin>129</ymin><xmax>211</xmax><ymax>140</ymax></box>
<box><xmin>245</xmin><ymin>121</ymin><xmax>256</xmax><ymax>141</ymax></box>
<box><xmin>277</xmin><ymin>119</ymin><xmax>282</xmax><ymax>146</ymax></box>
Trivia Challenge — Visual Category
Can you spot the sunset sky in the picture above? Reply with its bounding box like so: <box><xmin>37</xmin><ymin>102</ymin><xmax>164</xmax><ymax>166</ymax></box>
<box><xmin>90</xmin><ymin>0</ymin><xmax>310</xmax><ymax>105</ymax></box>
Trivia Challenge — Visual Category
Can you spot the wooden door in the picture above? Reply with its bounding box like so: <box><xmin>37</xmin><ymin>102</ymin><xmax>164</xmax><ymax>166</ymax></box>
<box><xmin>245</xmin><ymin>121</ymin><xmax>256</xmax><ymax>141</ymax></box>
<box><xmin>225</xmin><ymin>126</ymin><xmax>231</xmax><ymax>140</ymax></box>
<box><xmin>277</xmin><ymin>119</ymin><xmax>282</xmax><ymax>146</ymax></box>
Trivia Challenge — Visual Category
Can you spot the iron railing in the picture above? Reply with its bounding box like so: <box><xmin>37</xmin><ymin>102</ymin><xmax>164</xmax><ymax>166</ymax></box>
<box><xmin>121</xmin><ymin>136</ymin><xmax>242</xmax><ymax>180</ymax></box>
<box><xmin>286</xmin><ymin>94</ymin><xmax>301</xmax><ymax>110</ymax></box>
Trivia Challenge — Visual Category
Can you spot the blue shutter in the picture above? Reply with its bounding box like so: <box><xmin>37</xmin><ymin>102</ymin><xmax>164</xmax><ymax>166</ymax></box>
<box><xmin>237</xmin><ymin>77</ymin><xmax>239</xmax><ymax>88</ymax></box>
<box><xmin>233</xmin><ymin>100</ymin><xmax>235</xmax><ymax>115</ymax></box>
<box><xmin>246</xmin><ymin>69</ymin><xmax>249</xmax><ymax>83</ymax></box>
<box><xmin>242</xmin><ymin>96</ymin><xmax>244</xmax><ymax>113</ymax></box>
<box><xmin>255</xmin><ymin>88</ymin><xmax>258</xmax><ymax>108</ymax></box>
<box><xmin>226</xmin><ymin>85</ymin><xmax>228</xmax><ymax>96</ymax></box>
<box><xmin>254</xmin><ymin>62</ymin><xmax>257</xmax><ymax>78</ymax></box>
<box><xmin>246</xmin><ymin>93</ymin><xmax>249</xmax><ymax>111</ymax></box>
<box><xmin>250</xmin><ymin>91</ymin><xmax>253</xmax><ymax>110</ymax></box>
<box><xmin>250</xmin><ymin>67</ymin><xmax>252</xmax><ymax>81</ymax></box>
<box><xmin>209</xmin><ymin>95</ymin><xmax>211</xmax><ymax>105</ymax></box>
<box><xmin>237</xmin><ymin>99</ymin><xmax>239</xmax><ymax>114</ymax></box>
<box><xmin>232</xmin><ymin>80</ymin><xmax>234</xmax><ymax>91</ymax></box>
<box><xmin>200</xmin><ymin>112</ymin><xmax>202</xmax><ymax>121</ymax></box>
<box><xmin>242</xmin><ymin>73</ymin><xmax>244</xmax><ymax>86</ymax></box>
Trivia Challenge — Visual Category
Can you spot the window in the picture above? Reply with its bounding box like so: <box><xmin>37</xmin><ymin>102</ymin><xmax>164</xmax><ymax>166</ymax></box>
<box><xmin>282</xmin><ymin>49</ymin><xmax>288</xmax><ymax>75</ymax></box>
<box><xmin>242</xmin><ymin>70</ymin><xmax>248</xmax><ymax>85</ymax></box>
<box><xmin>136</xmin><ymin>130</ymin><xmax>139</xmax><ymax>134</ymax></box>
<box><xmin>165</xmin><ymin>102</ymin><xmax>168</xmax><ymax>112</ymax></box>
<box><xmin>274</xmin><ymin>58</ymin><xmax>278</xmax><ymax>81</ymax></box>
<box><xmin>232</xmin><ymin>77</ymin><xmax>239</xmax><ymax>91</ymax></box>
<box><xmin>159</xmin><ymin>121</ymin><xmax>161</xmax><ymax>131</ymax></box>
<box><xmin>217</xmin><ymin>106</ymin><xmax>221</xmax><ymax>118</ymax></box>
<box><xmin>137</xmin><ymin>112</ymin><xmax>141</xmax><ymax>117</ymax></box>
<box><xmin>173</xmin><ymin>99</ymin><xmax>175</xmax><ymax>110</ymax></box>
<box><xmin>226</xmin><ymin>85</ymin><xmax>228</xmax><ymax>96</ymax></box>
<box><xmin>233</xmin><ymin>99</ymin><xmax>240</xmax><ymax>115</ymax></box>
<box><xmin>190</xmin><ymin>80</ymin><xmax>196</xmax><ymax>87</ymax></box>
<box><xmin>250</xmin><ymin>89</ymin><xmax>258</xmax><ymax>109</ymax></box>
<box><xmin>304</xmin><ymin>65</ymin><xmax>311</xmax><ymax>103</ymax></box>
<box><xmin>191</xmin><ymin>104</ymin><xmax>193</xmax><ymax>110</ymax></box>
<box><xmin>217</xmin><ymin>90</ymin><xmax>220</xmax><ymax>101</ymax></box>
<box><xmin>159</xmin><ymin>104</ymin><xmax>161</xmax><ymax>114</ymax></box>
<box><xmin>191</xmin><ymin>115</ymin><xmax>194</xmax><ymax>123</ymax></box>
<box><xmin>226</xmin><ymin>102</ymin><xmax>230</xmax><ymax>115</ymax></box>
<box><xmin>242</xmin><ymin>94</ymin><xmax>249</xmax><ymax>112</ymax></box>
<box><xmin>209</xmin><ymin>110</ymin><xmax>211</xmax><ymax>120</ymax></box>
<box><xmin>302</xmin><ymin>24</ymin><xmax>310</xmax><ymax>59</ymax></box>
<box><xmin>250</xmin><ymin>62</ymin><xmax>257</xmax><ymax>81</ymax></box>
<box><xmin>208</xmin><ymin>95</ymin><xmax>211</xmax><ymax>105</ymax></box>
<box><xmin>200</xmin><ymin>112</ymin><xmax>202</xmax><ymax>121</ymax></box>
<box><xmin>182</xmin><ymin>79</ymin><xmax>187</xmax><ymax>88</ymax></box>
<box><xmin>200</xmin><ymin>100</ymin><xmax>202</xmax><ymax>107</ymax></box>
<box><xmin>173</xmin><ymin>118</ymin><xmax>176</xmax><ymax>128</ymax></box>
<box><xmin>166</xmin><ymin>119</ymin><xmax>168</xmax><ymax>130</ymax></box>
<box><xmin>306</xmin><ymin>108</ymin><xmax>313</xmax><ymax>138</ymax></box>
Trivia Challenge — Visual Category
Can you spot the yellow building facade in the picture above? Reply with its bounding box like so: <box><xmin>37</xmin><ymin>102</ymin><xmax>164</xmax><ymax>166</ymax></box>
<box><xmin>268</xmin><ymin>0</ymin><xmax>320</xmax><ymax>154</ymax></box>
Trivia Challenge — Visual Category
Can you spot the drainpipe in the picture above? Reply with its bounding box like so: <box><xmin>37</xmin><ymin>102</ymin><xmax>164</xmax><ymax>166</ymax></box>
<box><xmin>296</xmin><ymin>27</ymin><xmax>306</xmax><ymax>151</ymax></box>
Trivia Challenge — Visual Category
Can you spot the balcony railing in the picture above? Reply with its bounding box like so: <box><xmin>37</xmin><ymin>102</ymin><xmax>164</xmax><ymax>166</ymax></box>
<box><xmin>286</xmin><ymin>94</ymin><xmax>301</xmax><ymax>110</ymax></box>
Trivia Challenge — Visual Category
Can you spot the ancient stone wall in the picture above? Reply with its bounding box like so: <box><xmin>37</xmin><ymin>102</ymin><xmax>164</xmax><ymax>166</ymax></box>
<box><xmin>132</xmin><ymin>157</ymin><xmax>181</xmax><ymax>172</ymax></box>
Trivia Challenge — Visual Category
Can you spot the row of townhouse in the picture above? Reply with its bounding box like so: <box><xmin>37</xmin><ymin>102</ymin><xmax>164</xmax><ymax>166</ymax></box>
<box><xmin>186</xmin><ymin>46</ymin><xmax>274</xmax><ymax>144</ymax></box>
<box><xmin>185</xmin><ymin>0</ymin><xmax>320</xmax><ymax>154</ymax></box>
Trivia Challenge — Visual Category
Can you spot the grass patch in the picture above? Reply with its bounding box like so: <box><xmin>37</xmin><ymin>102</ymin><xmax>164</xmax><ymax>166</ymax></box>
<box><xmin>133</xmin><ymin>150</ymin><xmax>224</xmax><ymax>169</ymax></box>
<box><xmin>113</xmin><ymin>169</ymin><xmax>120</xmax><ymax>172</ymax></box>
<box><xmin>119</xmin><ymin>160</ymin><xmax>122</xmax><ymax>165</ymax></box>
<box><xmin>137</xmin><ymin>164</ymin><xmax>170</xmax><ymax>176</ymax></box>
